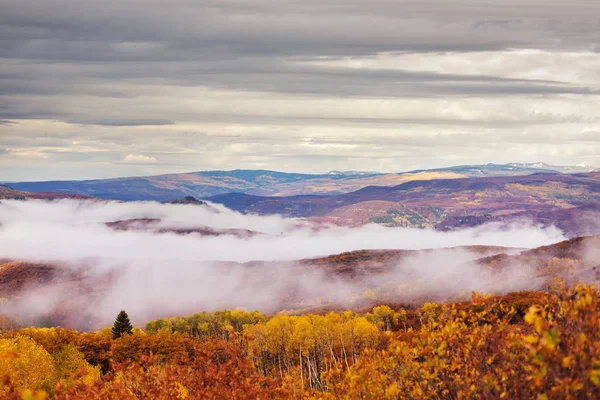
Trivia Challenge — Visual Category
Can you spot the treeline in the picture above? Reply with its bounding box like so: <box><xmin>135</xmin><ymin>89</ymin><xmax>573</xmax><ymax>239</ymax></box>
<box><xmin>1</xmin><ymin>281</ymin><xmax>599</xmax><ymax>398</ymax></box>
<box><xmin>145</xmin><ymin>306</ymin><xmax>407</xmax><ymax>389</ymax></box>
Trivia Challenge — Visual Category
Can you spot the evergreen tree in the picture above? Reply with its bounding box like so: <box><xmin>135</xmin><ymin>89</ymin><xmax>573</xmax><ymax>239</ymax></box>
<box><xmin>112</xmin><ymin>310</ymin><xmax>133</xmax><ymax>339</ymax></box>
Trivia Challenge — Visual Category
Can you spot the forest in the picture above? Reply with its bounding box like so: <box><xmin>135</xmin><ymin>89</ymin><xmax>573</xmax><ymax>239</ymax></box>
<box><xmin>1</xmin><ymin>279</ymin><xmax>599</xmax><ymax>399</ymax></box>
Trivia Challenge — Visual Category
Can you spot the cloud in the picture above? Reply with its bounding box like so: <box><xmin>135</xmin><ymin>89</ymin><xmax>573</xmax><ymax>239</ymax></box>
<box><xmin>0</xmin><ymin>199</ymin><xmax>570</xmax><ymax>326</ymax></box>
<box><xmin>73</xmin><ymin>119</ymin><xmax>175</xmax><ymax>127</ymax></box>
<box><xmin>123</xmin><ymin>154</ymin><xmax>157</xmax><ymax>163</ymax></box>
<box><xmin>0</xmin><ymin>1</ymin><xmax>599</xmax><ymax>178</ymax></box>
<box><xmin>0</xmin><ymin>200</ymin><xmax>565</xmax><ymax>262</ymax></box>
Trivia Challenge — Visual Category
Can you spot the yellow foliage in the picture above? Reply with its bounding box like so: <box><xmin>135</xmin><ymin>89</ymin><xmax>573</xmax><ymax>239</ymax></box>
<box><xmin>244</xmin><ymin>312</ymin><xmax>380</xmax><ymax>389</ymax></box>
<box><xmin>0</xmin><ymin>333</ymin><xmax>100</xmax><ymax>396</ymax></box>
<box><xmin>314</xmin><ymin>280</ymin><xmax>600</xmax><ymax>399</ymax></box>
<box><xmin>0</xmin><ymin>336</ymin><xmax>55</xmax><ymax>394</ymax></box>
<box><xmin>3</xmin><ymin>281</ymin><xmax>600</xmax><ymax>398</ymax></box>
<box><xmin>52</xmin><ymin>344</ymin><xmax>101</xmax><ymax>387</ymax></box>
<box><xmin>20</xmin><ymin>389</ymin><xmax>49</xmax><ymax>400</ymax></box>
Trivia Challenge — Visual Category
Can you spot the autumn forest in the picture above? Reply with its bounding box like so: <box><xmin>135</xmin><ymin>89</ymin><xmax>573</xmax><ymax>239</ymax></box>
<box><xmin>0</xmin><ymin>279</ymin><xmax>599</xmax><ymax>399</ymax></box>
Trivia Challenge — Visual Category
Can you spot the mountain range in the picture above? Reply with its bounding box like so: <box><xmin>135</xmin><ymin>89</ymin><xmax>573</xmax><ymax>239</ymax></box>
<box><xmin>207</xmin><ymin>172</ymin><xmax>600</xmax><ymax>236</ymax></box>
<box><xmin>2</xmin><ymin>163</ymin><xmax>599</xmax><ymax>236</ymax></box>
<box><xmin>3</xmin><ymin>162</ymin><xmax>597</xmax><ymax>201</ymax></box>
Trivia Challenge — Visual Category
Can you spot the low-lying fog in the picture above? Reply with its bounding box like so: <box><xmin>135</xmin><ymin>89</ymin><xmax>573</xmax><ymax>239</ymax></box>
<box><xmin>0</xmin><ymin>199</ymin><xmax>566</xmax><ymax>327</ymax></box>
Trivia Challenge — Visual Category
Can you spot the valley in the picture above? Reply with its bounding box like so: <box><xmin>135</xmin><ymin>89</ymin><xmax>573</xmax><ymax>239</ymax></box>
<box><xmin>1</xmin><ymin>165</ymin><xmax>599</xmax><ymax>398</ymax></box>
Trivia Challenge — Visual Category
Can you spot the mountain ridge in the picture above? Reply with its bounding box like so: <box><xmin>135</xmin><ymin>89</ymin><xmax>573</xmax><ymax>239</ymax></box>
<box><xmin>4</xmin><ymin>162</ymin><xmax>596</xmax><ymax>201</ymax></box>
<box><xmin>208</xmin><ymin>172</ymin><xmax>600</xmax><ymax>236</ymax></box>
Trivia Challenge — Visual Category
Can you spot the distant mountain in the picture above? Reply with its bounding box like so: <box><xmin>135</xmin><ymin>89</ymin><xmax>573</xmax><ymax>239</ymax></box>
<box><xmin>0</xmin><ymin>185</ymin><xmax>93</xmax><ymax>201</ymax></box>
<box><xmin>207</xmin><ymin>172</ymin><xmax>600</xmax><ymax>237</ymax></box>
<box><xmin>505</xmin><ymin>162</ymin><xmax>599</xmax><ymax>174</ymax></box>
<box><xmin>5</xmin><ymin>163</ymin><xmax>595</xmax><ymax>201</ymax></box>
<box><xmin>4</xmin><ymin>170</ymin><xmax>379</xmax><ymax>201</ymax></box>
<box><xmin>166</xmin><ymin>196</ymin><xmax>206</xmax><ymax>205</ymax></box>
<box><xmin>408</xmin><ymin>162</ymin><xmax>598</xmax><ymax>177</ymax></box>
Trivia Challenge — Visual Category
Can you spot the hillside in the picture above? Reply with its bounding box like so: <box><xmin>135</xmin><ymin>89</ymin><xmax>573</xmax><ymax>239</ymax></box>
<box><xmin>5</xmin><ymin>163</ymin><xmax>592</xmax><ymax>200</ymax></box>
<box><xmin>2</xmin><ymin>235</ymin><xmax>598</xmax><ymax>329</ymax></box>
<box><xmin>105</xmin><ymin>218</ymin><xmax>258</xmax><ymax>238</ymax></box>
<box><xmin>3</xmin><ymin>281</ymin><xmax>600</xmax><ymax>399</ymax></box>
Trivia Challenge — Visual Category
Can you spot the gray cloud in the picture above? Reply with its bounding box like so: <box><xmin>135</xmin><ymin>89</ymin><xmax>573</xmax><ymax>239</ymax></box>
<box><xmin>0</xmin><ymin>0</ymin><xmax>599</xmax><ymax>178</ymax></box>
<box><xmin>70</xmin><ymin>119</ymin><xmax>176</xmax><ymax>127</ymax></box>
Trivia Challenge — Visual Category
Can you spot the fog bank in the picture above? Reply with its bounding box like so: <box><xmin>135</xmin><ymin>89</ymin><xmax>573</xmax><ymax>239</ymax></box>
<box><xmin>0</xmin><ymin>199</ymin><xmax>567</xmax><ymax>327</ymax></box>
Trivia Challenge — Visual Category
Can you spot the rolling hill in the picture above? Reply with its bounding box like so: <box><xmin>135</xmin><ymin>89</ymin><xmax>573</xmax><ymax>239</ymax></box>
<box><xmin>208</xmin><ymin>172</ymin><xmax>600</xmax><ymax>236</ymax></box>
<box><xmin>2</xmin><ymin>235</ymin><xmax>598</xmax><ymax>328</ymax></box>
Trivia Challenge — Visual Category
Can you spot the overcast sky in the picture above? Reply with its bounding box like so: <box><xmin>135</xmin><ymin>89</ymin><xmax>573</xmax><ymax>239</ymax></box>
<box><xmin>1</xmin><ymin>0</ymin><xmax>599</xmax><ymax>181</ymax></box>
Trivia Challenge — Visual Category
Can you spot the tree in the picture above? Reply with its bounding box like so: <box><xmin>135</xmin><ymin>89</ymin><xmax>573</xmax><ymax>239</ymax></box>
<box><xmin>371</xmin><ymin>305</ymin><xmax>396</xmax><ymax>331</ymax></box>
<box><xmin>0</xmin><ymin>335</ymin><xmax>55</xmax><ymax>395</ymax></box>
<box><xmin>112</xmin><ymin>310</ymin><xmax>133</xmax><ymax>339</ymax></box>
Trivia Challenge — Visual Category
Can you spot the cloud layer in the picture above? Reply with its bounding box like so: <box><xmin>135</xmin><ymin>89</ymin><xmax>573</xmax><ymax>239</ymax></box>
<box><xmin>0</xmin><ymin>0</ymin><xmax>599</xmax><ymax>179</ymax></box>
<box><xmin>0</xmin><ymin>199</ymin><xmax>566</xmax><ymax>325</ymax></box>
<box><xmin>0</xmin><ymin>199</ymin><xmax>565</xmax><ymax>262</ymax></box>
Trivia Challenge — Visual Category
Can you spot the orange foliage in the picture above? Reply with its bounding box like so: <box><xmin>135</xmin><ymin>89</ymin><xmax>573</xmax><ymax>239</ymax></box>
<box><xmin>54</xmin><ymin>342</ymin><xmax>288</xmax><ymax>399</ymax></box>
<box><xmin>1</xmin><ymin>282</ymin><xmax>600</xmax><ymax>399</ymax></box>
<box><xmin>317</xmin><ymin>281</ymin><xmax>600</xmax><ymax>399</ymax></box>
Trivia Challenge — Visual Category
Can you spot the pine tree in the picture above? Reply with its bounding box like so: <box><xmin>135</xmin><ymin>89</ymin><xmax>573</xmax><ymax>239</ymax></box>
<box><xmin>112</xmin><ymin>310</ymin><xmax>133</xmax><ymax>339</ymax></box>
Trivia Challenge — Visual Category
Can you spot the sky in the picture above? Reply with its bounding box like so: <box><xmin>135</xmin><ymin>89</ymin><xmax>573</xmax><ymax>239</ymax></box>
<box><xmin>0</xmin><ymin>0</ymin><xmax>599</xmax><ymax>181</ymax></box>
